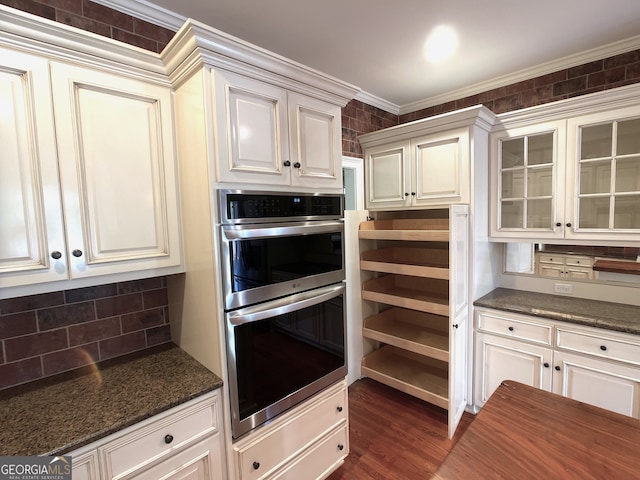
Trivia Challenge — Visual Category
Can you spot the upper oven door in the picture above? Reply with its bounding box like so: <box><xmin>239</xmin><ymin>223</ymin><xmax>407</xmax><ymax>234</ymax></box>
<box><xmin>220</xmin><ymin>220</ymin><xmax>345</xmax><ymax>310</ymax></box>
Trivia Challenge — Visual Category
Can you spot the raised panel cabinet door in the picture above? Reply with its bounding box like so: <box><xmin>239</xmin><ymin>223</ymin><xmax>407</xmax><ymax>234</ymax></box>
<box><xmin>0</xmin><ymin>48</ymin><xmax>68</xmax><ymax>288</ymax></box>
<box><xmin>288</xmin><ymin>92</ymin><xmax>341</xmax><ymax>189</ymax></box>
<box><xmin>412</xmin><ymin>129</ymin><xmax>468</xmax><ymax>206</ymax></box>
<box><xmin>49</xmin><ymin>62</ymin><xmax>181</xmax><ymax>278</ymax></box>
<box><xmin>553</xmin><ymin>351</ymin><xmax>640</xmax><ymax>418</ymax></box>
<box><xmin>476</xmin><ymin>333</ymin><xmax>553</xmax><ymax>406</ymax></box>
<box><xmin>364</xmin><ymin>141</ymin><xmax>410</xmax><ymax>209</ymax></box>
<box><xmin>214</xmin><ymin>70</ymin><xmax>290</xmax><ymax>185</ymax></box>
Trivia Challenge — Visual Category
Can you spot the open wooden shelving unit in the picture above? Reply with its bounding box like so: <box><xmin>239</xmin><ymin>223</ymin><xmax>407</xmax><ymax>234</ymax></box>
<box><xmin>359</xmin><ymin>210</ymin><xmax>469</xmax><ymax>434</ymax></box>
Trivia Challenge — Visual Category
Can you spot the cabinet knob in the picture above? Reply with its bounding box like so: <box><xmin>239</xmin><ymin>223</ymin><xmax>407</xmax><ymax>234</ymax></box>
<box><xmin>72</xmin><ymin>249</ymin><xmax>83</xmax><ymax>257</ymax></box>
<box><xmin>404</xmin><ymin>192</ymin><xmax>409</xmax><ymax>197</ymax></box>
<box><xmin>283</xmin><ymin>160</ymin><xmax>291</xmax><ymax>167</ymax></box>
<box><xmin>544</xmin><ymin>362</ymin><xmax>550</xmax><ymax>368</ymax></box>
<box><xmin>555</xmin><ymin>366</ymin><xmax>561</xmax><ymax>371</ymax></box>
<box><xmin>555</xmin><ymin>222</ymin><xmax>562</xmax><ymax>227</ymax></box>
<box><xmin>508</xmin><ymin>326</ymin><xmax>514</xmax><ymax>332</ymax></box>
<box><xmin>566</xmin><ymin>222</ymin><xmax>572</xmax><ymax>228</ymax></box>
<box><xmin>293</xmin><ymin>162</ymin><xmax>301</xmax><ymax>168</ymax></box>
<box><xmin>164</xmin><ymin>434</ymin><xmax>173</xmax><ymax>444</ymax></box>
<box><xmin>452</xmin><ymin>324</ymin><xmax>459</xmax><ymax>329</ymax></box>
<box><xmin>337</xmin><ymin>406</ymin><xmax>343</xmax><ymax>412</ymax></box>
<box><xmin>51</xmin><ymin>251</ymin><xmax>62</xmax><ymax>260</ymax></box>
<box><xmin>253</xmin><ymin>462</ymin><xmax>260</xmax><ymax>470</ymax></box>
<box><xmin>338</xmin><ymin>444</ymin><xmax>344</xmax><ymax>451</ymax></box>
<box><xmin>600</xmin><ymin>345</ymin><xmax>607</xmax><ymax>351</ymax></box>
<box><xmin>411</xmin><ymin>192</ymin><xmax>416</xmax><ymax>196</ymax></box>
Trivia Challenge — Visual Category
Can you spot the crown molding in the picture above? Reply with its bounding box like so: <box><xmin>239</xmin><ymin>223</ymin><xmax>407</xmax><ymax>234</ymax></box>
<box><xmin>398</xmin><ymin>34</ymin><xmax>640</xmax><ymax>115</ymax></box>
<box><xmin>354</xmin><ymin>91</ymin><xmax>400</xmax><ymax>115</ymax></box>
<box><xmin>90</xmin><ymin>0</ymin><xmax>185</xmax><ymax>31</ymax></box>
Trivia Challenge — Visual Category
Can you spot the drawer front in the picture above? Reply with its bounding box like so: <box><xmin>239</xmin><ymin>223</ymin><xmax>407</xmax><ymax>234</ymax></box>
<box><xmin>538</xmin><ymin>254</ymin><xmax>563</xmax><ymax>265</ymax></box>
<box><xmin>564</xmin><ymin>256</ymin><xmax>593</xmax><ymax>267</ymax></box>
<box><xmin>100</xmin><ymin>395</ymin><xmax>219</xmax><ymax>479</ymax></box>
<box><xmin>476</xmin><ymin>312</ymin><xmax>553</xmax><ymax>346</ymax></box>
<box><xmin>269</xmin><ymin>424</ymin><xmax>348</xmax><ymax>480</ymax></box>
<box><xmin>237</xmin><ymin>382</ymin><xmax>347</xmax><ymax>480</ymax></box>
<box><xmin>556</xmin><ymin>328</ymin><xmax>640</xmax><ymax>367</ymax></box>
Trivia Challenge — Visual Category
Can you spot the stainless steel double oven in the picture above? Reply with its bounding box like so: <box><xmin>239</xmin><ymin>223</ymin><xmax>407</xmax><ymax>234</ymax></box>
<box><xmin>218</xmin><ymin>190</ymin><xmax>347</xmax><ymax>439</ymax></box>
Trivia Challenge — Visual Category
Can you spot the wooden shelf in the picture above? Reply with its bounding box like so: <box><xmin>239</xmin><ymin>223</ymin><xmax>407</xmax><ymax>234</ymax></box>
<box><xmin>361</xmin><ymin>346</ymin><xmax>448</xmax><ymax>410</ymax></box>
<box><xmin>363</xmin><ymin>308</ymin><xmax>449</xmax><ymax>362</ymax></box>
<box><xmin>359</xmin><ymin>219</ymin><xmax>449</xmax><ymax>242</ymax></box>
<box><xmin>360</xmin><ymin>247</ymin><xmax>449</xmax><ymax>280</ymax></box>
<box><xmin>362</xmin><ymin>275</ymin><xmax>449</xmax><ymax>316</ymax></box>
<box><xmin>593</xmin><ymin>259</ymin><xmax>640</xmax><ymax>275</ymax></box>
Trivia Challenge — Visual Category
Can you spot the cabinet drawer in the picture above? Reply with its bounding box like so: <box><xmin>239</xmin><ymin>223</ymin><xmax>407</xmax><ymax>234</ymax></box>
<box><xmin>564</xmin><ymin>256</ymin><xmax>593</xmax><ymax>267</ymax></box>
<box><xmin>537</xmin><ymin>254</ymin><xmax>563</xmax><ymax>265</ymax></box>
<box><xmin>100</xmin><ymin>395</ymin><xmax>219</xmax><ymax>479</ymax></box>
<box><xmin>476</xmin><ymin>312</ymin><xmax>552</xmax><ymax>346</ymax></box>
<box><xmin>269</xmin><ymin>425</ymin><xmax>348</xmax><ymax>480</ymax></box>
<box><xmin>556</xmin><ymin>328</ymin><xmax>640</xmax><ymax>367</ymax></box>
<box><xmin>236</xmin><ymin>383</ymin><xmax>347</xmax><ymax>480</ymax></box>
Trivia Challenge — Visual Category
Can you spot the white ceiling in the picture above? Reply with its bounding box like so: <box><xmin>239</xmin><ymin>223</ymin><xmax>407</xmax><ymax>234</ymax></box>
<box><xmin>99</xmin><ymin>0</ymin><xmax>640</xmax><ymax>114</ymax></box>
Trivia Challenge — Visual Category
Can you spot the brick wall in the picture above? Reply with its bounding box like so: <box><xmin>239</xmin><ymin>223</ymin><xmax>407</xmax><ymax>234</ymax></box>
<box><xmin>0</xmin><ymin>278</ymin><xmax>171</xmax><ymax>389</ymax></box>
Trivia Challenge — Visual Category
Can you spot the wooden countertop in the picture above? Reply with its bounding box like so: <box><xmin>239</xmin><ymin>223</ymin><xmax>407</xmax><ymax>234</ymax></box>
<box><xmin>434</xmin><ymin>381</ymin><xmax>640</xmax><ymax>479</ymax></box>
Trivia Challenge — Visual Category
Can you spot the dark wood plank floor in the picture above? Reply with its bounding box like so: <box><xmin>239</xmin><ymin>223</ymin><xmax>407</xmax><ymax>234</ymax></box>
<box><xmin>327</xmin><ymin>378</ymin><xmax>474</xmax><ymax>480</ymax></box>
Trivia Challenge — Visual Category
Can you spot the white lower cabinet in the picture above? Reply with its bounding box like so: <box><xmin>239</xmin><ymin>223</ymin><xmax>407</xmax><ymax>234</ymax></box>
<box><xmin>475</xmin><ymin>308</ymin><xmax>640</xmax><ymax>418</ymax></box>
<box><xmin>232</xmin><ymin>380</ymin><xmax>348</xmax><ymax>480</ymax></box>
<box><xmin>69</xmin><ymin>390</ymin><xmax>224</xmax><ymax>480</ymax></box>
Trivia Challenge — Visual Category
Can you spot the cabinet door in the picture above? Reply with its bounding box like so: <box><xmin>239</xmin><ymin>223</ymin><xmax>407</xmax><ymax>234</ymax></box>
<box><xmin>0</xmin><ymin>48</ymin><xmax>68</xmax><ymax>287</ymax></box>
<box><xmin>412</xmin><ymin>129</ymin><xmax>468</xmax><ymax>206</ymax></box>
<box><xmin>71</xmin><ymin>450</ymin><xmax>100</xmax><ymax>480</ymax></box>
<box><xmin>489</xmin><ymin>122</ymin><xmax>565</xmax><ymax>240</ymax></box>
<box><xmin>288</xmin><ymin>92</ymin><xmax>341</xmax><ymax>190</ymax></box>
<box><xmin>50</xmin><ymin>62</ymin><xmax>181</xmax><ymax>278</ymax></box>
<box><xmin>475</xmin><ymin>333</ymin><xmax>553</xmax><ymax>406</ymax></box>
<box><xmin>553</xmin><ymin>351</ymin><xmax>640</xmax><ymax>418</ymax></box>
<box><xmin>214</xmin><ymin>70</ymin><xmax>290</xmax><ymax>186</ymax></box>
<box><xmin>364</xmin><ymin>141</ymin><xmax>410</xmax><ymax>209</ymax></box>
<box><xmin>565</xmin><ymin>107</ymin><xmax>640</xmax><ymax>242</ymax></box>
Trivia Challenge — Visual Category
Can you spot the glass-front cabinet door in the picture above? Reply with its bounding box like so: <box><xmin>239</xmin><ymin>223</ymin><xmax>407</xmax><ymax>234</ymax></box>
<box><xmin>490</xmin><ymin>122</ymin><xmax>565</xmax><ymax>239</ymax></box>
<box><xmin>566</xmin><ymin>108</ymin><xmax>640</xmax><ymax>242</ymax></box>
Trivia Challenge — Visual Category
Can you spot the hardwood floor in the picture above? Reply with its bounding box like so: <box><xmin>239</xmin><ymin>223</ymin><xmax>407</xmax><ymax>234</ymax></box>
<box><xmin>327</xmin><ymin>378</ymin><xmax>474</xmax><ymax>480</ymax></box>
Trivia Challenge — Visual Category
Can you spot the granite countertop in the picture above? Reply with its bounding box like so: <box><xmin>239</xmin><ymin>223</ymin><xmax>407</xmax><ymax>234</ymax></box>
<box><xmin>0</xmin><ymin>343</ymin><xmax>223</xmax><ymax>456</ymax></box>
<box><xmin>474</xmin><ymin>288</ymin><xmax>640</xmax><ymax>335</ymax></box>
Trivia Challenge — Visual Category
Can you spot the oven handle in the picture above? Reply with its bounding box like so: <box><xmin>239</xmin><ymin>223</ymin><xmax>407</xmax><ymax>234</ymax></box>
<box><xmin>222</xmin><ymin>220</ymin><xmax>343</xmax><ymax>240</ymax></box>
<box><xmin>227</xmin><ymin>283</ymin><xmax>345</xmax><ymax>326</ymax></box>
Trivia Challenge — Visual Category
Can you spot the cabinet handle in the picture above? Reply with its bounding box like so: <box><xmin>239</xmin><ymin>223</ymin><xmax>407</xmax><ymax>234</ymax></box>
<box><xmin>555</xmin><ymin>222</ymin><xmax>562</xmax><ymax>227</ymax></box>
<box><xmin>337</xmin><ymin>406</ymin><xmax>343</xmax><ymax>412</ymax></box>
<box><xmin>51</xmin><ymin>251</ymin><xmax>62</xmax><ymax>260</ymax></box>
<box><xmin>338</xmin><ymin>444</ymin><xmax>344</xmax><ymax>451</ymax></box>
<box><xmin>164</xmin><ymin>434</ymin><xmax>173</xmax><ymax>444</ymax></box>
<box><xmin>544</xmin><ymin>363</ymin><xmax>550</xmax><ymax>368</ymax></box>
<box><xmin>555</xmin><ymin>366</ymin><xmax>561</xmax><ymax>371</ymax></box>
<box><xmin>253</xmin><ymin>462</ymin><xmax>260</xmax><ymax>470</ymax></box>
<box><xmin>600</xmin><ymin>345</ymin><xmax>607</xmax><ymax>351</ymax></box>
<box><xmin>293</xmin><ymin>162</ymin><xmax>301</xmax><ymax>168</ymax></box>
<box><xmin>566</xmin><ymin>222</ymin><xmax>572</xmax><ymax>228</ymax></box>
<box><xmin>72</xmin><ymin>249</ymin><xmax>83</xmax><ymax>257</ymax></box>
<box><xmin>283</xmin><ymin>160</ymin><xmax>291</xmax><ymax>167</ymax></box>
<box><xmin>508</xmin><ymin>326</ymin><xmax>514</xmax><ymax>332</ymax></box>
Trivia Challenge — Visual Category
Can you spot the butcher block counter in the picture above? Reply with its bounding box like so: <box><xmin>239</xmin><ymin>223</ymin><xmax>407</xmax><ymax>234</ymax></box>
<box><xmin>434</xmin><ymin>381</ymin><xmax>640</xmax><ymax>479</ymax></box>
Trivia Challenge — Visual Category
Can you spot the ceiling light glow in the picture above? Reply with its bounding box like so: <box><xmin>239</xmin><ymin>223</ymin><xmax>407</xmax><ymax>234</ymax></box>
<box><xmin>424</xmin><ymin>25</ymin><xmax>458</xmax><ymax>63</ymax></box>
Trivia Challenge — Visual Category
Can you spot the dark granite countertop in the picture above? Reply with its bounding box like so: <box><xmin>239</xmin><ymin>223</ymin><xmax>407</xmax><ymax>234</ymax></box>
<box><xmin>0</xmin><ymin>343</ymin><xmax>223</xmax><ymax>456</ymax></box>
<box><xmin>474</xmin><ymin>288</ymin><xmax>640</xmax><ymax>335</ymax></box>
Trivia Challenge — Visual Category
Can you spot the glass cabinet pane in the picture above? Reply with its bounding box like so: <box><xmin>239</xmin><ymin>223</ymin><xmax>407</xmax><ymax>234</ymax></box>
<box><xmin>502</xmin><ymin>170</ymin><xmax>524</xmax><ymax>198</ymax></box>
<box><xmin>614</xmin><ymin>195</ymin><xmax>640</xmax><ymax>228</ymax></box>
<box><xmin>527</xmin><ymin>198</ymin><xmax>552</xmax><ymax>228</ymax></box>
<box><xmin>581</xmin><ymin>124</ymin><xmax>612</xmax><ymax>159</ymax></box>
<box><xmin>502</xmin><ymin>138</ymin><xmax>524</xmax><ymax>168</ymax></box>
<box><xmin>501</xmin><ymin>200</ymin><xmax>523</xmax><ymax>228</ymax></box>
<box><xmin>527</xmin><ymin>166</ymin><xmax>553</xmax><ymax>196</ymax></box>
<box><xmin>528</xmin><ymin>133</ymin><xmax>553</xmax><ymax>165</ymax></box>
<box><xmin>617</xmin><ymin>119</ymin><xmax>640</xmax><ymax>155</ymax></box>
<box><xmin>579</xmin><ymin>161</ymin><xmax>611</xmax><ymax>194</ymax></box>
<box><xmin>615</xmin><ymin>156</ymin><xmax>640</xmax><ymax>192</ymax></box>
<box><xmin>578</xmin><ymin>197</ymin><xmax>610</xmax><ymax>228</ymax></box>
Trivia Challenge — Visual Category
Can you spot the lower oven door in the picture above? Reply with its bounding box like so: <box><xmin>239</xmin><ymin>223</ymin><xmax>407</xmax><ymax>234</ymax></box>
<box><xmin>226</xmin><ymin>282</ymin><xmax>346</xmax><ymax>440</ymax></box>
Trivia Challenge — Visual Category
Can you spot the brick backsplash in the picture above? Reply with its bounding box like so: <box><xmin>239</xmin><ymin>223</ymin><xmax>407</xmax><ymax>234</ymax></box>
<box><xmin>0</xmin><ymin>278</ymin><xmax>171</xmax><ymax>390</ymax></box>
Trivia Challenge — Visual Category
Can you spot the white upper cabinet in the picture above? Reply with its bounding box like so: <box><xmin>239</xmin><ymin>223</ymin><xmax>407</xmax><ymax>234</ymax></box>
<box><xmin>214</xmin><ymin>71</ymin><xmax>342</xmax><ymax>189</ymax></box>
<box><xmin>0</xmin><ymin>7</ymin><xmax>183</xmax><ymax>295</ymax></box>
<box><xmin>360</xmin><ymin>106</ymin><xmax>494</xmax><ymax>210</ymax></box>
<box><xmin>0</xmin><ymin>47</ymin><xmax>66</xmax><ymax>286</ymax></box>
<box><xmin>490</xmin><ymin>84</ymin><xmax>640</xmax><ymax>245</ymax></box>
<box><xmin>163</xmin><ymin>21</ymin><xmax>358</xmax><ymax>194</ymax></box>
